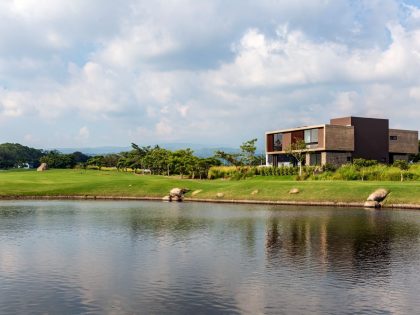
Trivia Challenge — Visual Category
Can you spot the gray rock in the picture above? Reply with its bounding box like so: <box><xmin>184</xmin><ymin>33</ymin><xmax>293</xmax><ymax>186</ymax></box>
<box><xmin>367</xmin><ymin>189</ymin><xmax>389</xmax><ymax>202</ymax></box>
<box><xmin>289</xmin><ymin>188</ymin><xmax>300</xmax><ymax>194</ymax></box>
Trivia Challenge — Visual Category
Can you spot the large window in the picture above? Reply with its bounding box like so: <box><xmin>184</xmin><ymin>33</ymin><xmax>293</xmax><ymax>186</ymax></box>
<box><xmin>304</xmin><ymin>129</ymin><xmax>318</xmax><ymax>147</ymax></box>
<box><xmin>310</xmin><ymin>153</ymin><xmax>321</xmax><ymax>166</ymax></box>
<box><xmin>273</xmin><ymin>133</ymin><xmax>283</xmax><ymax>151</ymax></box>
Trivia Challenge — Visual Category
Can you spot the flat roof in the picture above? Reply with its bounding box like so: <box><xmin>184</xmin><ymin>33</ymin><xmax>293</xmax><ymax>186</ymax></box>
<box><xmin>265</xmin><ymin>124</ymin><xmax>325</xmax><ymax>134</ymax></box>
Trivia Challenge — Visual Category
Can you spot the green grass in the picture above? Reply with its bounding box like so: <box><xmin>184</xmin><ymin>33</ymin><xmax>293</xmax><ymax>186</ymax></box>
<box><xmin>0</xmin><ymin>169</ymin><xmax>419</xmax><ymax>204</ymax></box>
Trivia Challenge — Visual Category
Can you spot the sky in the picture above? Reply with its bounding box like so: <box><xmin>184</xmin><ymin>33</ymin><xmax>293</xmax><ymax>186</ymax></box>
<box><xmin>1</xmin><ymin>0</ymin><xmax>420</xmax><ymax>149</ymax></box>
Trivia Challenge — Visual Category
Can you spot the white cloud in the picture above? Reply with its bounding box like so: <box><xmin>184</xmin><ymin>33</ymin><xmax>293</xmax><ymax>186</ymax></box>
<box><xmin>0</xmin><ymin>0</ymin><xmax>419</xmax><ymax>147</ymax></box>
<box><xmin>78</xmin><ymin>126</ymin><xmax>90</xmax><ymax>140</ymax></box>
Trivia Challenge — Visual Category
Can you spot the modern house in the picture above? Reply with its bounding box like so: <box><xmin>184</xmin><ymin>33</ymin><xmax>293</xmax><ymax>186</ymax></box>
<box><xmin>265</xmin><ymin>116</ymin><xmax>419</xmax><ymax>167</ymax></box>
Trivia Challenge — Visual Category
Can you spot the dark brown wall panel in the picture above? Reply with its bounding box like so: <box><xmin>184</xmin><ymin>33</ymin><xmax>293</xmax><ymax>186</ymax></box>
<box><xmin>351</xmin><ymin>117</ymin><xmax>389</xmax><ymax>163</ymax></box>
<box><xmin>291</xmin><ymin>130</ymin><xmax>304</xmax><ymax>143</ymax></box>
<box><xmin>266</xmin><ymin>134</ymin><xmax>274</xmax><ymax>152</ymax></box>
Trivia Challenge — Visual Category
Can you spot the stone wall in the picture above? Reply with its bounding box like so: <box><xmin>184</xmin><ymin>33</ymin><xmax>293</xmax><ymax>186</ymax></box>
<box><xmin>321</xmin><ymin>152</ymin><xmax>352</xmax><ymax>166</ymax></box>
<box><xmin>389</xmin><ymin>129</ymin><xmax>419</xmax><ymax>154</ymax></box>
<box><xmin>324</xmin><ymin>125</ymin><xmax>354</xmax><ymax>151</ymax></box>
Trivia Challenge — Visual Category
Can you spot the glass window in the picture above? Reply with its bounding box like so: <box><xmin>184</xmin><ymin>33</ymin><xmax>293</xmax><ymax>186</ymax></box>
<box><xmin>390</xmin><ymin>135</ymin><xmax>398</xmax><ymax>140</ymax></box>
<box><xmin>310</xmin><ymin>153</ymin><xmax>321</xmax><ymax>165</ymax></box>
<box><xmin>304</xmin><ymin>129</ymin><xmax>318</xmax><ymax>144</ymax></box>
<box><xmin>273</xmin><ymin>133</ymin><xmax>283</xmax><ymax>151</ymax></box>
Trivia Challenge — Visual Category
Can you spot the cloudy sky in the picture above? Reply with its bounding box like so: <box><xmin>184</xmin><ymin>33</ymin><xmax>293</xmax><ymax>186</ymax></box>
<box><xmin>1</xmin><ymin>0</ymin><xmax>420</xmax><ymax>148</ymax></box>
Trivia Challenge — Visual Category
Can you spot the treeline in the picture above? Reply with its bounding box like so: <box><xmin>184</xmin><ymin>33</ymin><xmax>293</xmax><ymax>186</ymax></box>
<box><xmin>88</xmin><ymin>144</ymin><xmax>222</xmax><ymax>179</ymax></box>
<box><xmin>0</xmin><ymin>143</ymin><xmax>44</xmax><ymax>168</ymax></box>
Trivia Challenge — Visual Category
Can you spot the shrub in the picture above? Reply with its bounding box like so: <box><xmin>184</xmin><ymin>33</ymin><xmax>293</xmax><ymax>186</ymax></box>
<box><xmin>333</xmin><ymin>164</ymin><xmax>360</xmax><ymax>180</ymax></box>
<box><xmin>353</xmin><ymin>158</ymin><xmax>378</xmax><ymax>169</ymax></box>
<box><xmin>393</xmin><ymin>160</ymin><xmax>409</xmax><ymax>170</ymax></box>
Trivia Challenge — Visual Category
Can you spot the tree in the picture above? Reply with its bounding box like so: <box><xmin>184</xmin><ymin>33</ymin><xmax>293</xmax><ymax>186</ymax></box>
<box><xmin>214</xmin><ymin>151</ymin><xmax>242</xmax><ymax>167</ymax></box>
<box><xmin>409</xmin><ymin>140</ymin><xmax>420</xmax><ymax>162</ymax></box>
<box><xmin>72</xmin><ymin>151</ymin><xmax>90</xmax><ymax>165</ymax></box>
<box><xmin>87</xmin><ymin>156</ymin><xmax>105</xmax><ymax>170</ymax></box>
<box><xmin>285</xmin><ymin>139</ymin><xmax>307</xmax><ymax>177</ymax></box>
<box><xmin>196</xmin><ymin>157</ymin><xmax>221</xmax><ymax>179</ymax></box>
<box><xmin>240</xmin><ymin>138</ymin><xmax>258</xmax><ymax>166</ymax></box>
<box><xmin>393</xmin><ymin>160</ymin><xmax>409</xmax><ymax>182</ymax></box>
<box><xmin>40</xmin><ymin>151</ymin><xmax>76</xmax><ymax>168</ymax></box>
<box><xmin>0</xmin><ymin>143</ymin><xmax>44</xmax><ymax>169</ymax></box>
<box><xmin>215</xmin><ymin>138</ymin><xmax>260</xmax><ymax>166</ymax></box>
<box><xmin>171</xmin><ymin>149</ymin><xmax>195</xmax><ymax>178</ymax></box>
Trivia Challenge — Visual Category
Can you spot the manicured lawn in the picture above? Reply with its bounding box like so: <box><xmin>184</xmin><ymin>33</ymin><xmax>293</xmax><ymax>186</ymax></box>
<box><xmin>0</xmin><ymin>169</ymin><xmax>419</xmax><ymax>204</ymax></box>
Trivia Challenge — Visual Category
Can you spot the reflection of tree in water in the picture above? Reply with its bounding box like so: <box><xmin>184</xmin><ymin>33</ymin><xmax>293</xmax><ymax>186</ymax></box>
<box><xmin>0</xmin><ymin>206</ymin><xmax>36</xmax><ymax>218</ymax></box>
<box><xmin>265</xmin><ymin>217</ymin><xmax>281</xmax><ymax>255</ymax></box>
<box><xmin>264</xmin><ymin>209</ymin><xmax>420</xmax><ymax>278</ymax></box>
<box><xmin>127</xmin><ymin>208</ymin><xmax>211</xmax><ymax>241</ymax></box>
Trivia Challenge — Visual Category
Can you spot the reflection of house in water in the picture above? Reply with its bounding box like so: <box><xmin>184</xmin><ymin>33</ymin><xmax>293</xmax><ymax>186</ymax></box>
<box><xmin>264</xmin><ymin>210</ymin><xmax>420</xmax><ymax>279</ymax></box>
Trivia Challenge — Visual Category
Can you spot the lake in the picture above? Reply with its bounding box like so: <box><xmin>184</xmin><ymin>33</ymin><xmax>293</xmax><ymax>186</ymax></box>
<box><xmin>0</xmin><ymin>201</ymin><xmax>419</xmax><ymax>314</ymax></box>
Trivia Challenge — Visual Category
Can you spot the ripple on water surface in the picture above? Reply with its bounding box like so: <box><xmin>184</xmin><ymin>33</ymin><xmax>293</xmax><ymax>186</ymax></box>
<box><xmin>0</xmin><ymin>201</ymin><xmax>420</xmax><ymax>314</ymax></box>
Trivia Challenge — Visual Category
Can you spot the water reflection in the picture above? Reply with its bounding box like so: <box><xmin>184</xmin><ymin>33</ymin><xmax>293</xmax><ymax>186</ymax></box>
<box><xmin>0</xmin><ymin>201</ymin><xmax>420</xmax><ymax>314</ymax></box>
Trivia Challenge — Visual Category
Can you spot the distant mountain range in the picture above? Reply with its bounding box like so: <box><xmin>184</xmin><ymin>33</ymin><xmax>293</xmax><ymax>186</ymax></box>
<box><xmin>53</xmin><ymin>143</ymin><xmax>264</xmax><ymax>157</ymax></box>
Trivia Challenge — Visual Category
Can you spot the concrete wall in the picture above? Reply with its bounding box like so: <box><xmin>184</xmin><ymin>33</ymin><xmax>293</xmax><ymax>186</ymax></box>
<box><xmin>324</xmin><ymin>125</ymin><xmax>354</xmax><ymax>151</ymax></box>
<box><xmin>389</xmin><ymin>129</ymin><xmax>419</xmax><ymax>154</ymax></box>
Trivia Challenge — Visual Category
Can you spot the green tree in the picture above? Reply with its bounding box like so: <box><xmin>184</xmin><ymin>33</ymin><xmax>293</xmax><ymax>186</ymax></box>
<box><xmin>393</xmin><ymin>159</ymin><xmax>409</xmax><ymax>182</ymax></box>
<box><xmin>285</xmin><ymin>139</ymin><xmax>307</xmax><ymax>177</ymax></box>
<box><xmin>0</xmin><ymin>143</ymin><xmax>44</xmax><ymax>169</ymax></box>
<box><xmin>87</xmin><ymin>156</ymin><xmax>105</xmax><ymax>170</ymax></box>
<box><xmin>215</xmin><ymin>138</ymin><xmax>260</xmax><ymax>166</ymax></box>
<box><xmin>214</xmin><ymin>150</ymin><xmax>242</xmax><ymax>166</ymax></box>
<box><xmin>410</xmin><ymin>140</ymin><xmax>420</xmax><ymax>162</ymax></box>
<box><xmin>240</xmin><ymin>138</ymin><xmax>258</xmax><ymax>166</ymax></box>
<box><xmin>196</xmin><ymin>157</ymin><xmax>221</xmax><ymax>179</ymax></box>
<box><xmin>40</xmin><ymin>151</ymin><xmax>76</xmax><ymax>168</ymax></box>
<box><xmin>171</xmin><ymin>149</ymin><xmax>195</xmax><ymax>178</ymax></box>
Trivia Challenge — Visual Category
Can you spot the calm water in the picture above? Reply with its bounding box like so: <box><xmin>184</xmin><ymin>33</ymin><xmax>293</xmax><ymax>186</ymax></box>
<box><xmin>0</xmin><ymin>201</ymin><xmax>420</xmax><ymax>314</ymax></box>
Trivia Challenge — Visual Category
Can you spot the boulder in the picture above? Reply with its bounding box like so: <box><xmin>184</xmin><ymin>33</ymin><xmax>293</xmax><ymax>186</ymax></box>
<box><xmin>289</xmin><ymin>188</ymin><xmax>300</xmax><ymax>194</ymax></box>
<box><xmin>171</xmin><ymin>195</ymin><xmax>182</xmax><ymax>202</ymax></box>
<box><xmin>367</xmin><ymin>189</ymin><xmax>389</xmax><ymax>202</ymax></box>
<box><xmin>216</xmin><ymin>192</ymin><xmax>224</xmax><ymax>198</ymax></box>
<box><xmin>364</xmin><ymin>200</ymin><xmax>380</xmax><ymax>208</ymax></box>
<box><xmin>170</xmin><ymin>188</ymin><xmax>189</xmax><ymax>197</ymax></box>
<box><xmin>37</xmin><ymin>163</ymin><xmax>48</xmax><ymax>172</ymax></box>
<box><xmin>167</xmin><ymin>187</ymin><xmax>189</xmax><ymax>202</ymax></box>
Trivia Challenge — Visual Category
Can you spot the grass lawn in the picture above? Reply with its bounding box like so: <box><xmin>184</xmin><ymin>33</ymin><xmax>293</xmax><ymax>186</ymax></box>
<box><xmin>0</xmin><ymin>169</ymin><xmax>419</xmax><ymax>205</ymax></box>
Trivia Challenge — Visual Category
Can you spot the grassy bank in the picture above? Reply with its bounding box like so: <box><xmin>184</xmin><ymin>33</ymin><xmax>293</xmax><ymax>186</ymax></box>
<box><xmin>0</xmin><ymin>169</ymin><xmax>419</xmax><ymax>205</ymax></box>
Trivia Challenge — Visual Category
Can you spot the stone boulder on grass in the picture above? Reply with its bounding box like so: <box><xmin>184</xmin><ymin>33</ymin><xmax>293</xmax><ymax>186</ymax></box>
<box><xmin>166</xmin><ymin>188</ymin><xmax>189</xmax><ymax>202</ymax></box>
<box><xmin>37</xmin><ymin>163</ymin><xmax>48</xmax><ymax>172</ymax></box>
<box><xmin>364</xmin><ymin>188</ymin><xmax>389</xmax><ymax>208</ymax></box>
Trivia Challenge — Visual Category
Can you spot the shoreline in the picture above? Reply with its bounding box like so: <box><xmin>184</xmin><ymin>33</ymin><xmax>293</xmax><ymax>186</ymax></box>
<box><xmin>0</xmin><ymin>195</ymin><xmax>419</xmax><ymax>210</ymax></box>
